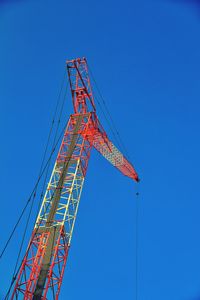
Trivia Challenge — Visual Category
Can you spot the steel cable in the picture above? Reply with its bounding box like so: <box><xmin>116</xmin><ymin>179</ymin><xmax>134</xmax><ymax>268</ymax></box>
<box><xmin>0</xmin><ymin>69</ymin><xmax>67</xmax><ymax>262</ymax></box>
<box><xmin>88</xmin><ymin>64</ymin><xmax>133</xmax><ymax>161</ymax></box>
<box><xmin>2</xmin><ymin>69</ymin><xmax>69</xmax><ymax>299</ymax></box>
<box><xmin>4</xmin><ymin>85</ymin><xmax>70</xmax><ymax>298</ymax></box>
<box><xmin>4</xmin><ymin>120</ymin><xmax>68</xmax><ymax>300</ymax></box>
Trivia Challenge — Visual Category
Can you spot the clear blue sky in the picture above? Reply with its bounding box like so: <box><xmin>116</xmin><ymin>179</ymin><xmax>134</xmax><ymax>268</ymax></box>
<box><xmin>1</xmin><ymin>0</ymin><xmax>200</xmax><ymax>299</ymax></box>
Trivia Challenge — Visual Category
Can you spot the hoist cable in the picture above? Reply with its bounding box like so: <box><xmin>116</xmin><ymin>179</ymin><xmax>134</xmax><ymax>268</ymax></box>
<box><xmin>3</xmin><ymin>120</ymin><xmax>68</xmax><ymax>300</ymax></box>
<box><xmin>1</xmin><ymin>71</ymin><xmax>67</xmax><ymax>297</ymax></box>
<box><xmin>4</xmin><ymin>113</ymin><xmax>71</xmax><ymax>299</ymax></box>
<box><xmin>135</xmin><ymin>183</ymin><xmax>140</xmax><ymax>300</ymax></box>
<box><xmin>4</xmin><ymin>73</ymin><xmax>69</xmax><ymax>297</ymax></box>
<box><xmin>11</xmin><ymin>71</ymin><xmax>69</xmax><ymax>279</ymax></box>
<box><xmin>12</xmin><ymin>82</ymin><xmax>70</xmax><ymax>294</ymax></box>
<box><xmin>36</xmin><ymin>76</ymin><xmax>69</xmax><ymax>218</ymax></box>
<box><xmin>0</xmin><ymin>196</ymin><xmax>31</xmax><ymax>260</ymax></box>
<box><xmin>38</xmin><ymin>69</ymin><xmax>68</xmax><ymax>176</ymax></box>
<box><xmin>88</xmin><ymin>64</ymin><xmax>133</xmax><ymax>161</ymax></box>
<box><xmin>90</xmin><ymin>62</ymin><xmax>140</xmax><ymax>300</ymax></box>
<box><xmin>4</xmin><ymin>72</ymin><xmax>69</xmax><ymax>299</ymax></box>
<box><xmin>93</xmin><ymin>88</ymin><xmax>124</xmax><ymax>153</ymax></box>
<box><xmin>0</xmin><ymin>69</ymin><xmax>67</xmax><ymax>262</ymax></box>
<box><xmin>12</xmin><ymin>192</ymin><xmax>35</xmax><ymax>278</ymax></box>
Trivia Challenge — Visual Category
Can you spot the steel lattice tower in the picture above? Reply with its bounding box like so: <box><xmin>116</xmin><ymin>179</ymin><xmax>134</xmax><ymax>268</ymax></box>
<box><xmin>11</xmin><ymin>58</ymin><xmax>139</xmax><ymax>300</ymax></box>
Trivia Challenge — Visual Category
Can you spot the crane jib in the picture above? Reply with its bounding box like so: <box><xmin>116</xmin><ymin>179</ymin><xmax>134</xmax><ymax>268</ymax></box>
<box><xmin>10</xmin><ymin>58</ymin><xmax>139</xmax><ymax>300</ymax></box>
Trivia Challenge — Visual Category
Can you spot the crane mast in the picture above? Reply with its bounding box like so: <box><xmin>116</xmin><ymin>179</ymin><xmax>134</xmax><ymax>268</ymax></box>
<box><xmin>11</xmin><ymin>58</ymin><xmax>139</xmax><ymax>300</ymax></box>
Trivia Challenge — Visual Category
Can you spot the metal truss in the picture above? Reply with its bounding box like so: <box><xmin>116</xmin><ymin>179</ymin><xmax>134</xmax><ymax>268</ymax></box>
<box><xmin>10</xmin><ymin>57</ymin><xmax>139</xmax><ymax>300</ymax></box>
<box><xmin>11</xmin><ymin>113</ymin><xmax>94</xmax><ymax>299</ymax></box>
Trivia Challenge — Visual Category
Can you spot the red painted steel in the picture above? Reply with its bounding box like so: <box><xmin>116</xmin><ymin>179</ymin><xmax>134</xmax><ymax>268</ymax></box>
<box><xmin>11</xmin><ymin>227</ymin><xmax>69</xmax><ymax>300</ymax></box>
<box><xmin>11</xmin><ymin>113</ymin><xmax>95</xmax><ymax>300</ymax></box>
<box><xmin>10</xmin><ymin>57</ymin><xmax>139</xmax><ymax>300</ymax></box>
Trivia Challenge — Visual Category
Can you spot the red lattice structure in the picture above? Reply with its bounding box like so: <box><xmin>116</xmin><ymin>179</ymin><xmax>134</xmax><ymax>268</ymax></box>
<box><xmin>10</xmin><ymin>58</ymin><xmax>139</xmax><ymax>300</ymax></box>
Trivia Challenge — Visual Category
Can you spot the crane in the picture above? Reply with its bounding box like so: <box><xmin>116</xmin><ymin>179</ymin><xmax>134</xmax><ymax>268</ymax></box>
<box><xmin>10</xmin><ymin>57</ymin><xmax>139</xmax><ymax>300</ymax></box>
